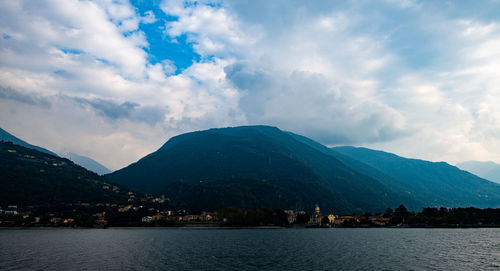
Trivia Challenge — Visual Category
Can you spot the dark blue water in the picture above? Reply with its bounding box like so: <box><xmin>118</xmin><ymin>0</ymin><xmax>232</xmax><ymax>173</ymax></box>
<box><xmin>0</xmin><ymin>228</ymin><xmax>499</xmax><ymax>270</ymax></box>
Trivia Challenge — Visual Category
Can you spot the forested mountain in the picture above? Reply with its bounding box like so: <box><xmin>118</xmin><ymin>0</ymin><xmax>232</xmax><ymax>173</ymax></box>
<box><xmin>333</xmin><ymin>146</ymin><xmax>500</xmax><ymax>208</ymax></box>
<box><xmin>106</xmin><ymin>126</ymin><xmax>412</xmax><ymax>213</ymax></box>
<box><xmin>0</xmin><ymin>141</ymin><xmax>129</xmax><ymax>206</ymax></box>
<box><xmin>288</xmin><ymin>133</ymin><xmax>425</xmax><ymax>211</ymax></box>
<box><xmin>4</xmin><ymin>124</ymin><xmax>500</xmax><ymax>213</ymax></box>
<box><xmin>456</xmin><ymin>161</ymin><xmax>500</xmax><ymax>184</ymax></box>
<box><xmin>0</xmin><ymin>127</ymin><xmax>57</xmax><ymax>156</ymax></box>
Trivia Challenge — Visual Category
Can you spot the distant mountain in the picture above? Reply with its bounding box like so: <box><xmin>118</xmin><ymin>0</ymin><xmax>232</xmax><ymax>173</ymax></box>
<box><xmin>456</xmin><ymin>161</ymin><xmax>500</xmax><ymax>184</ymax></box>
<box><xmin>63</xmin><ymin>152</ymin><xmax>111</xmax><ymax>175</ymax></box>
<box><xmin>333</xmin><ymin>146</ymin><xmax>500</xmax><ymax>208</ymax></box>
<box><xmin>0</xmin><ymin>127</ymin><xmax>57</xmax><ymax>156</ymax></box>
<box><xmin>106</xmin><ymin>126</ymin><xmax>414</xmax><ymax>213</ymax></box>
<box><xmin>0</xmin><ymin>141</ymin><xmax>129</xmax><ymax>206</ymax></box>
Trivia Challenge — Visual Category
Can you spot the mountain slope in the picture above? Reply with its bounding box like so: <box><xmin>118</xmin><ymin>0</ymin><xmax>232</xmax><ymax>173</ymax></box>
<box><xmin>0</xmin><ymin>127</ymin><xmax>57</xmax><ymax>156</ymax></box>
<box><xmin>288</xmin><ymin>133</ymin><xmax>425</xmax><ymax>210</ymax></box>
<box><xmin>0</xmin><ymin>141</ymin><xmax>129</xmax><ymax>206</ymax></box>
<box><xmin>64</xmin><ymin>152</ymin><xmax>111</xmax><ymax>175</ymax></box>
<box><xmin>456</xmin><ymin>161</ymin><xmax>500</xmax><ymax>184</ymax></box>
<box><xmin>106</xmin><ymin>126</ymin><xmax>409</xmax><ymax>213</ymax></box>
<box><xmin>333</xmin><ymin>146</ymin><xmax>500</xmax><ymax>208</ymax></box>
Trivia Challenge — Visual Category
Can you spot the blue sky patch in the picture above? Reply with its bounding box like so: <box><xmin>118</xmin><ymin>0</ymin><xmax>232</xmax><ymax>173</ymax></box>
<box><xmin>131</xmin><ymin>0</ymin><xmax>200</xmax><ymax>74</ymax></box>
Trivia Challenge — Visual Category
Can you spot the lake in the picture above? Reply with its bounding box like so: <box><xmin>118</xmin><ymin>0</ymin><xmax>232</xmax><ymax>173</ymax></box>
<box><xmin>0</xmin><ymin>228</ymin><xmax>499</xmax><ymax>270</ymax></box>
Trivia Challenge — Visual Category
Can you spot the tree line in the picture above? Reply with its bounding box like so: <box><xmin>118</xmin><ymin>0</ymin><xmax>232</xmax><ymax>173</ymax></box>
<box><xmin>385</xmin><ymin>205</ymin><xmax>500</xmax><ymax>227</ymax></box>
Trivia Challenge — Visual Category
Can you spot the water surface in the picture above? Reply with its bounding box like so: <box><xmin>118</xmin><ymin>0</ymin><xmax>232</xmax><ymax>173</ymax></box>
<box><xmin>0</xmin><ymin>228</ymin><xmax>499</xmax><ymax>270</ymax></box>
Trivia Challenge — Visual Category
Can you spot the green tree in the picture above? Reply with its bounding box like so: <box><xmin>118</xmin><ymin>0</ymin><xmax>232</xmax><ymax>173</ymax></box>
<box><xmin>390</xmin><ymin>204</ymin><xmax>408</xmax><ymax>225</ymax></box>
<box><xmin>273</xmin><ymin>209</ymin><xmax>289</xmax><ymax>226</ymax></box>
<box><xmin>321</xmin><ymin>216</ymin><xmax>330</xmax><ymax>226</ymax></box>
<box><xmin>383</xmin><ymin>208</ymin><xmax>393</xmax><ymax>218</ymax></box>
<box><xmin>295</xmin><ymin>213</ymin><xmax>310</xmax><ymax>224</ymax></box>
<box><xmin>75</xmin><ymin>213</ymin><xmax>96</xmax><ymax>227</ymax></box>
<box><xmin>246</xmin><ymin>208</ymin><xmax>268</xmax><ymax>226</ymax></box>
<box><xmin>217</xmin><ymin>206</ymin><xmax>245</xmax><ymax>226</ymax></box>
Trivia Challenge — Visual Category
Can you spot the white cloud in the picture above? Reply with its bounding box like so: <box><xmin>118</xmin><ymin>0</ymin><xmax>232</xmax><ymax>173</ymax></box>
<box><xmin>171</xmin><ymin>1</ymin><xmax>406</xmax><ymax>144</ymax></box>
<box><xmin>0</xmin><ymin>0</ymin><xmax>241</xmax><ymax>168</ymax></box>
<box><xmin>364</xmin><ymin>15</ymin><xmax>500</xmax><ymax>164</ymax></box>
<box><xmin>141</xmin><ymin>10</ymin><xmax>157</xmax><ymax>24</ymax></box>
<box><xmin>382</xmin><ymin>0</ymin><xmax>422</xmax><ymax>9</ymax></box>
<box><xmin>3</xmin><ymin>0</ymin><xmax>500</xmax><ymax>169</ymax></box>
<box><xmin>0</xmin><ymin>0</ymin><xmax>148</xmax><ymax>78</ymax></box>
<box><xmin>160</xmin><ymin>0</ymin><xmax>260</xmax><ymax>56</ymax></box>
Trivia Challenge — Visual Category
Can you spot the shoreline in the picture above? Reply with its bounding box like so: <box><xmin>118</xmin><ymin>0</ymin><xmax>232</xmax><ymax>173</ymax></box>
<box><xmin>2</xmin><ymin>224</ymin><xmax>500</xmax><ymax>230</ymax></box>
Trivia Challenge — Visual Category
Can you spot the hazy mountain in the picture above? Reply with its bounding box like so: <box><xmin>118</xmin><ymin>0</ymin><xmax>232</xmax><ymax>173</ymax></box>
<box><xmin>456</xmin><ymin>161</ymin><xmax>500</xmax><ymax>184</ymax></box>
<box><xmin>106</xmin><ymin>126</ymin><xmax>413</xmax><ymax>213</ymax></box>
<box><xmin>0</xmin><ymin>141</ymin><xmax>129</xmax><ymax>206</ymax></box>
<box><xmin>64</xmin><ymin>152</ymin><xmax>111</xmax><ymax>175</ymax></box>
<box><xmin>333</xmin><ymin>146</ymin><xmax>500</xmax><ymax>208</ymax></box>
<box><xmin>0</xmin><ymin>127</ymin><xmax>57</xmax><ymax>156</ymax></box>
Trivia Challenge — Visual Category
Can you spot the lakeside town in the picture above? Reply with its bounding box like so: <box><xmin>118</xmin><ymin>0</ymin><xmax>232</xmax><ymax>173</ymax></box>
<box><xmin>1</xmin><ymin>189</ymin><xmax>500</xmax><ymax>228</ymax></box>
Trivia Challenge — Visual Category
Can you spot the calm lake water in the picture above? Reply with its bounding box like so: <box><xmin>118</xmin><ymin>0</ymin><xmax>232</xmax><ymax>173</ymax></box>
<box><xmin>0</xmin><ymin>228</ymin><xmax>499</xmax><ymax>270</ymax></box>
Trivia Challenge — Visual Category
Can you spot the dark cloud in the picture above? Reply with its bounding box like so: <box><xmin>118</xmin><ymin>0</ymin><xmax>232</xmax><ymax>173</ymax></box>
<box><xmin>72</xmin><ymin>97</ymin><xmax>138</xmax><ymax>119</ymax></box>
<box><xmin>225</xmin><ymin>62</ymin><xmax>410</xmax><ymax>145</ymax></box>
<box><xmin>70</xmin><ymin>96</ymin><xmax>166</xmax><ymax>125</ymax></box>
<box><xmin>131</xmin><ymin>105</ymin><xmax>168</xmax><ymax>126</ymax></box>
<box><xmin>0</xmin><ymin>86</ymin><xmax>166</xmax><ymax>126</ymax></box>
<box><xmin>0</xmin><ymin>86</ymin><xmax>51</xmax><ymax>108</ymax></box>
<box><xmin>224</xmin><ymin>62</ymin><xmax>274</xmax><ymax>92</ymax></box>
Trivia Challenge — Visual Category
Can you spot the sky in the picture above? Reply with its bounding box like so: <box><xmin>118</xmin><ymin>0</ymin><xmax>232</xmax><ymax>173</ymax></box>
<box><xmin>1</xmin><ymin>0</ymin><xmax>500</xmax><ymax>170</ymax></box>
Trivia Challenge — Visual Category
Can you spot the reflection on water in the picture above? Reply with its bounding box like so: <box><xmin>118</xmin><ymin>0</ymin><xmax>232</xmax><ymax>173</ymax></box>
<box><xmin>0</xmin><ymin>228</ymin><xmax>499</xmax><ymax>270</ymax></box>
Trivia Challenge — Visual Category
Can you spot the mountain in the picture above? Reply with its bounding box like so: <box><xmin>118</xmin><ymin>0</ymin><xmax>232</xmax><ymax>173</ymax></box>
<box><xmin>456</xmin><ymin>161</ymin><xmax>500</xmax><ymax>184</ymax></box>
<box><xmin>63</xmin><ymin>152</ymin><xmax>111</xmax><ymax>175</ymax></box>
<box><xmin>288</xmin><ymin>133</ymin><xmax>425</xmax><ymax>210</ymax></box>
<box><xmin>333</xmin><ymin>146</ymin><xmax>500</xmax><ymax>208</ymax></box>
<box><xmin>0</xmin><ymin>127</ymin><xmax>57</xmax><ymax>156</ymax></box>
<box><xmin>106</xmin><ymin>126</ymin><xmax>414</xmax><ymax>213</ymax></box>
<box><xmin>0</xmin><ymin>141</ymin><xmax>129</xmax><ymax>206</ymax></box>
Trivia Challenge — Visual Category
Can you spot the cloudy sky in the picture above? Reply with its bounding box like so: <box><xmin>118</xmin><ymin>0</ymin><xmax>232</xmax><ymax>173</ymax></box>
<box><xmin>1</xmin><ymin>0</ymin><xmax>500</xmax><ymax>170</ymax></box>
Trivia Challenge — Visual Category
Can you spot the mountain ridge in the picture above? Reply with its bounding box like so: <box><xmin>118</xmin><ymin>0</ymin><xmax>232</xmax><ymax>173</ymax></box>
<box><xmin>456</xmin><ymin>160</ymin><xmax>500</xmax><ymax>184</ymax></box>
<box><xmin>0</xmin><ymin>127</ymin><xmax>57</xmax><ymax>156</ymax></box>
<box><xmin>0</xmin><ymin>141</ymin><xmax>130</xmax><ymax>206</ymax></box>
<box><xmin>333</xmin><ymin>146</ymin><xmax>500</xmax><ymax>209</ymax></box>
<box><xmin>287</xmin><ymin>133</ymin><xmax>425</xmax><ymax>210</ymax></box>
<box><xmin>63</xmin><ymin>152</ymin><xmax>111</xmax><ymax>175</ymax></box>
<box><xmin>106</xmin><ymin>125</ymin><xmax>413</xmax><ymax>213</ymax></box>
